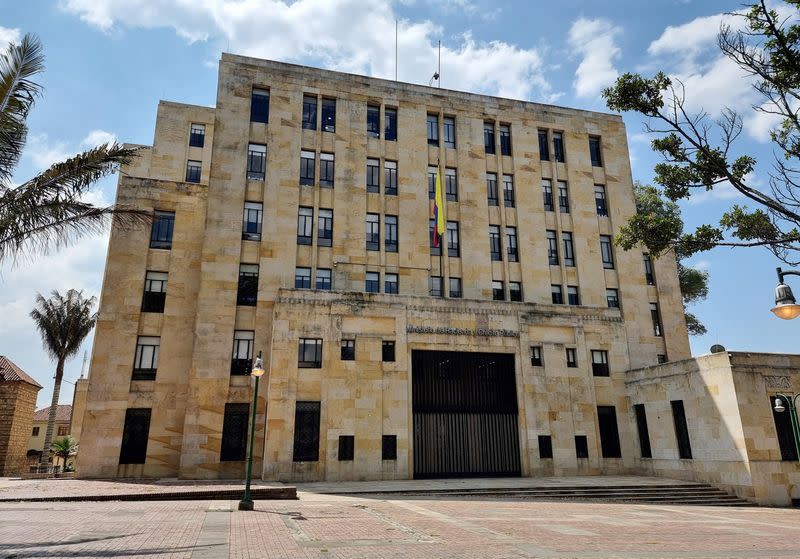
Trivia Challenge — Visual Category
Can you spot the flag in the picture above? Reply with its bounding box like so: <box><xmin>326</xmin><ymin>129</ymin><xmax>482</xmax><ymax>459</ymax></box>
<box><xmin>433</xmin><ymin>164</ymin><xmax>446</xmax><ymax>247</ymax></box>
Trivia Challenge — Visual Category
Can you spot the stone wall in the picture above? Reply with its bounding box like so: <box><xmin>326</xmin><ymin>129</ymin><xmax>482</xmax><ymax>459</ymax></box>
<box><xmin>0</xmin><ymin>381</ymin><xmax>40</xmax><ymax>475</ymax></box>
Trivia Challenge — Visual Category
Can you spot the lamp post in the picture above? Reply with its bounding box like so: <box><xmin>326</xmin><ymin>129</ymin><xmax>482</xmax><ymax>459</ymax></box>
<box><xmin>238</xmin><ymin>351</ymin><xmax>265</xmax><ymax>511</ymax></box>
<box><xmin>773</xmin><ymin>393</ymin><xmax>800</xmax><ymax>462</ymax></box>
<box><xmin>770</xmin><ymin>267</ymin><xmax>800</xmax><ymax>319</ymax></box>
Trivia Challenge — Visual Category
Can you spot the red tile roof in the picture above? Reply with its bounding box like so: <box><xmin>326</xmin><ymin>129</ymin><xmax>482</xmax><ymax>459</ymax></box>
<box><xmin>0</xmin><ymin>356</ymin><xmax>42</xmax><ymax>388</ymax></box>
<box><xmin>33</xmin><ymin>404</ymin><xmax>72</xmax><ymax>423</ymax></box>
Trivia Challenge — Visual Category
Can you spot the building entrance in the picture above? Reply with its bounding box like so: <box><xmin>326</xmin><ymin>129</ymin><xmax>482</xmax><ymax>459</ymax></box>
<box><xmin>412</xmin><ymin>350</ymin><xmax>521</xmax><ymax>478</ymax></box>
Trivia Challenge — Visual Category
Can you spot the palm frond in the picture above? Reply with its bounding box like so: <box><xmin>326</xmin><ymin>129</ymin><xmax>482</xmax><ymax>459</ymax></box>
<box><xmin>0</xmin><ymin>142</ymin><xmax>150</xmax><ymax>263</ymax></box>
<box><xmin>30</xmin><ymin>289</ymin><xmax>97</xmax><ymax>361</ymax></box>
<box><xmin>0</xmin><ymin>33</ymin><xmax>44</xmax><ymax>185</ymax></box>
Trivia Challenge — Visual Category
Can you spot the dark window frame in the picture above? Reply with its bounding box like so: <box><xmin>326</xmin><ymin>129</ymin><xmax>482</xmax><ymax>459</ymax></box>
<box><xmin>319</xmin><ymin>153</ymin><xmax>334</xmax><ymax>188</ymax></box>
<box><xmin>429</xmin><ymin>275</ymin><xmax>443</xmax><ymax>298</ymax></box>
<box><xmin>553</xmin><ymin>132</ymin><xmax>565</xmax><ymax>163</ymax></box>
<box><xmin>546</xmin><ymin>230</ymin><xmax>558</xmax><ymax>265</ymax></box>
<box><xmin>338</xmin><ymin>435</ymin><xmax>355</xmax><ymax>461</ymax></box>
<box><xmin>294</xmin><ymin>267</ymin><xmax>312</xmax><ymax>289</ymax></box>
<box><xmin>150</xmin><ymin>211</ymin><xmax>175</xmax><ymax>250</ymax></box>
<box><xmin>487</xmin><ymin>173</ymin><xmax>499</xmax><ymax>206</ymax></box>
<box><xmin>427</xmin><ymin>113</ymin><xmax>439</xmax><ymax>146</ymax></box>
<box><xmin>589</xmin><ymin>136</ymin><xmax>603</xmax><ymax>167</ymax></box>
<box><xmin>446</xmin><ymin>221</ymin><xmax>459</xmax><ymax>257</ymax></box>
<box><xmin>562</xmin><ymin>232</ymin><xmax>575</xmax><ymax>267</ymax></box>
<box><xmin>489</xmin><ymin>225</ymin><xmax>502</xmax><ymax>261</ymax></box>
<box><xmin>538</xmin><ymin>129</ymin><xmax>549</xmax><ymax>161</ymax></box>
<box><xmin>318</xmin><ymin>208</ymin><xmax>333</xmax><ymax>247</ymax></box>
<box><xmin>119</xmin><ymin>408</ymin><xmax>151</xmax><ymax>465</ymax></box>
<box><xmin>597</xmin><ymin>405</ymin><xmax>622</xmax><ymax>458</ymax></box>
<box><xmin>444</xmin><ymin>168</ymin><xmax>458</xmax><ymax>202</ymax></box>
<box><xmin>297</xmin><ymin>206</ymin><xmax>313</xmax><ymax>246</ymax></box>
<box><xmin>606</xmin><ymin>288</ymin><xmax>619</xmax><ymax>309</ymax></box>
<box><xmin>503</xmin><ymin>174</ymin><xmax>515</xmax><ymax>208</ymax></box>
<box><xmin>484</xmin><ymin>121</ymin><xmax>495</xmax><ymax>154</ymax></box>
<box><xmin>366</xmin><ymin>158</ymin><xmax>380</xmax><ymax>192</ymax></box>
<box><xmin>531</xmin><ymin>346</ymin><xmax>543</xmax><ymax>367</ymax></box>
<box><xmin>384</xmin><ymin>107</ymin><xmax>397</xmax><ymax>141</ymax></box>
<box><xmin>382</xmin><ymin>435</ymin><xmax>397</xmax><ymax>460</ymax></box>
<box><xmin>385</xmin><ymin>214</ymin><xmax>398</xmax><ymax>253</ymax></box>
<box><xmin>595</xmin><ymin>185</ymin><xmax>608</xmax><ymax>216</ymax></box>
<box><xmin>185</xmin><ymin>159</ymin><xmax>201</xmax><ymax>183</ymax></box>
<box><xmin>302</xmin><ymin>94</ymin><xmax>318</xmax><ymax>130</ymax></box>
<box><xmin>366</xmin><ymin>213</ymin><xmax>380</xmax><ymax>251</ymax></box>
<box><xmin>237</xmin><ymin>264</ymin><xmax>259</xmax><ymax>307</ymax></box>
<box><xmin>538</xmin><ymin>435</ymin><xmax>553</xmax><ymax>459</ymax></box>
<box><xmin>293</xmin><ymin>401</ymin><xmax>321</xmax><ymax>461</ymax></box>
<box><xmin>365</xmin><ymin>271</ymin><xmax>380</xmax><ymax>293</ymax></box>
<box><xmin>566</xmin><ymin>347</ymin><xmax>577</xmax><ymax>368</ymax></box>
<box><xmin>189</xmin><ymin>123</ymin><xmax>205</xmax><ymax>148</ymax></box>
<box><xmin>250</xmin><ymin>88</ymin><xmax>269</xmax><ymax>123</ymax></box>
<box><xmin>341</xmin><ymin>339</ymin><xmax>355</xmax><ymax>361</ymax></box>
<box><xmin>141</xmin><ymin>271</ymin><xmax>167</xmax><ymax>313</ymax></box>
<box><xmin>220</xmin><ymin>403</ymin><xmax>249</xmax><ymax>462</ymax></box>
<box><xmin>492</xmin><ymin>280</ymin><xmax>505</xmax><ymax>301</ymax></box>
<box><xmin>247</xmin><ymin>143</ymin><xmax>267</xmax><ymax>181</ymax></box>
<box><xmin>671</xmin><ymin>400</ymin><xmax>693</xmax><ymax>459</ymax></box>
<box><xmin>634</xmin><ymin>403</ymin><xmax>653</xmax><ymax>458</ymax></box>
<box><xmin>367</xmin><ymin>104</ymin><xmax>380</xmax><ymax>137</ymax></box>
<box><xmin>575</xmin><ymin>435</ymin><xmax>589</xmax><ymax>458</ymax></box>
<box><xmin>499</xmin><ymin>124</ymin><xmax>511</xmax><ymax>156</ymax></box>
<box><xmin>230</xmin><ymin>330</ymin><xmax>254</xmax><ymax>376</ymax></box>
<box><xmin>385</xmin><ymin>273</ymin><xmax>399</xmax><ymax>294</ymax></box>
<box><xmin>448</xmin><ymin>277</ymin><xmax>462</xmax><ymax>299</ymax></box>
<box><xmin>600</xmin><ymin>235</ymin><xmax>615</xmax><ymax>269</ymax></box>
<box><xmin>567</xmin><ymin>285</ymin><xmax>580</xmax><ymax>306</ymax></box>
<box><xmin>384</xmin><ymin>160</ymin><xmax>398</xmax><ymax>195</ymax></box>
<box><xmin>242</xmin><ymin>202</ymin><xmax>263</xmax><ymax>241</ymax></box>
<box><xmin>316</xmin><ymin>268</ymin><xmax>332</xmax><ymax>291</ymax></box>
<box><xmin>591</xmin><ymin>349</ymin><xmax>609</xmax><ymax>377</ymax></box>
<box><xmin>298</xmin><ymin>338</ymin><xmax>323</xmax><ymax>368</ymax></box>
<box><xmin>382</xmin><ymin>340</ymin><xmax>396</xmax><ymax>362</ymax></box>
<box><xmin>551</xmin><ymin>284</ymin><xmax>563</xmax><ymax>305</ymax></box>
<box><xmin>321</xmin><ymin>98</ymin><xmax>336</xmax><ymax>133</ymax></box>
<box><xmin>506</xmin><ymin>226</ymin><xmax>518</xmax><ymax>262</ymax></box>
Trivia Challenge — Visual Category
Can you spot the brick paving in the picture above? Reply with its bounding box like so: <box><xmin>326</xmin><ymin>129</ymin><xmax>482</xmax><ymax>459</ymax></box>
<box><xmin>2</xmin><ymin>491</ymin><xmax>800</xmax><ymax>558</ymax></box>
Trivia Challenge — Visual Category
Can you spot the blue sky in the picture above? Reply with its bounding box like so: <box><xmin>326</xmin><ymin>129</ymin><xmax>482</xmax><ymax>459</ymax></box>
<box><xmin>1</xmin><ymin>0</ymin><xmax>796</xmax><ymax>408</ymax></box>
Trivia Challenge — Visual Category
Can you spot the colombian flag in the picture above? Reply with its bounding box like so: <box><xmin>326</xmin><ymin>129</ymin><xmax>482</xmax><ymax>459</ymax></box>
<box><xmin>433</xmin><ymin>165</ymin><xmax>445</xmax><ymax>247</ymax></box>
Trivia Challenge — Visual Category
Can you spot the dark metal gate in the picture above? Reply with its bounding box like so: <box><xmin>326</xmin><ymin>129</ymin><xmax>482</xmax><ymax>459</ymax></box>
<box><xmin>412</xmin><ymin>351</ymin><xmax>521</xmax><ymax>478</ymax></box>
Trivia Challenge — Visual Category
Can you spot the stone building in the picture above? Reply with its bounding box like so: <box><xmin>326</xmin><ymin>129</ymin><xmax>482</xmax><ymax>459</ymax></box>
<box><xmin>27</xmin><ymin>405</ymin><xmax>73</xmax><ymax>467</ymax></box>
<box><xmin>0</xmin><ymin>356</ymin><xmax>42</xmax><ymax>475</ymax></box>
<box><xmin>78</xmin><ymin>54</ymin><xmax>691</xmax><ymax>483</ymax></box>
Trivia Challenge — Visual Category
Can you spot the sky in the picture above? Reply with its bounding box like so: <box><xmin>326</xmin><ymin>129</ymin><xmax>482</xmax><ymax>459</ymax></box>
<box><xmin>1</xmin><ymin>0</ymin><xmax>798</xmax><ymax>409</ymax></box>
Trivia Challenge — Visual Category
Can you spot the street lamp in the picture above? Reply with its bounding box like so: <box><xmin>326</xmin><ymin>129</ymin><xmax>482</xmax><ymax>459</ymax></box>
<box><xmin>238</xmin><ymin>351</ymin><xmax>265</xmax><ymax>511</ymax></box>
<box><xmin>770</xmin><ymin>267</ymin><xmax>800</xmax><ymax>319</ymax></box>
<box><xmin>772</xmin><ymin>393</ymin><xmax>800</xmax><ymax>462</ymax></box>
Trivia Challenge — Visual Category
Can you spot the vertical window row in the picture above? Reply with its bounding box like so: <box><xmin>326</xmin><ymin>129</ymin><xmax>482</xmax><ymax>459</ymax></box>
<box><xmin>301</xmin><ymin>95</ymin><xmax>336</xmax><ymax>132</ymax></box>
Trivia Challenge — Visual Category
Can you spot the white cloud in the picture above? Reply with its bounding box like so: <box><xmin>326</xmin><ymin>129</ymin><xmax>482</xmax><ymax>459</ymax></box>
<box><xmin>0</xmin><ymin>26</ymin><xmax>20</xmax><ymax>47</ymax></box>
<box><xmin>568</xmin><ymin>17</ymin><xmax>621</xmax><ymax>99</ymax></box>
<box><xmin>647</xmin><ymin>12</ymin><xmax>741</xmax><ymax>72</ymax></box>
<box><xmin>685</xmin><ymin>172</ymin><xmax>762</xmax><ymax>205</ymax></box>
<box><xmin>81</xmin><ymin>129</ymin><xmax>118</xmax><ymax>147</ymax></box>
<box><xmin>688</xmin><ymin>259</ymin><xmax>711</xmax><ymax>272</ymax></box>
<box><xmin>59</xmin><ymin>0</ymin><xmax>555</xmax><ymax>101</ymax></box>
<box><xmin>24</xmin><ymin>133</ymin><xmax>71</xmax><ymax>172</ymax></box>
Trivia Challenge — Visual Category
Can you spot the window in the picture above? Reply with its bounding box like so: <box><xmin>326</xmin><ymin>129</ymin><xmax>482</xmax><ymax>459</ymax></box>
<box><xmin>449</xmin><ymin>277</ymin><xmax>462</xmax><ymax>298</ymax></box>
<box><xmin>338</xmin><ymin>435</ymin><xmax>355</xmax><ymax>461</ymax></box>
<box><xmin>31</xmin><ymin>426</ymin><xmax>39</xmax><ymax>437</ymax></box>
<box><xmin>538</xmin><ymin>129</ymin><xmax>549</xmax><ymax>160</ymax></box>
<box><xmin>447</xmin><ymin>221</ymin><xmax>459</xmax><ymax>257</ymax></box>
<box><xmin>499</xmin><ymin>124</ymin><xmax>511</xmax><ymax>155</ymax></box>
<box><xmin>429</xmin><ymin>275</ymin><xmax>443</xmax><ymax>297</ymax></box>
<box><xmin>185</xmin><ymin>160</ymin><xmax>201</xmax><ymax>183</ymax></box>
<box><xmin>302</xmin><ymin>94</ymin><xmax>317</xmax><ymax>130</ymax></box>
<box><xmin>231</xmin><ymin>330</ymin><xmax>254</xmax><ymax>375</ymax></box>
<box><xmin>297</xmin><ymin>206</ymin><xmax>313</xmax><ymax>245</ymax></box>
<box><xmin>367</xmin><ymin>104</ymin><xmax>380</xmax><ymax>137</ymax></box>
<box><xmin>384</xmin><ymin>107</ymin><xmax>397</xmax><ymax>141</ymax></box>
<box><xmin>486</xmin><ymin>173</ymin><xmax>498</xmax><ymax>206</ymax></box>
<box><xmin>242</xmin><ymin>201</ymin><xmax>263</xmax><ymax>241</ymax></box>
<box><xmin>600</xmin><ymin>235</ymin><xmax>614</xmax><ymax>269</ymax></box>
<box><xmin>650</xmin><ymin>302</ymin><xmax>663</xmax><ymax>336</ymax></box>
<box><xmin>385</xmin><ymin>273</ymin><xmax>398</xmax><ymax>294</ymax></box>
<box><xmin>597</xmin><ymin>406</ymin><xmax>622</xmax><ymax>458</ymax></box>
<box><xmin>319</xmin><ymin>153</ymin><xmax>334</xmax><ymax>187</ymax></box>
<box><xmin>293</xmin><ymin>401</ymin><xmax>321</xmax><ymax>461</ymax></box>
<box><xmin>591</xmin><ymin>350</ymin><xmax>609</xmax><ymax>377</ymax></box>
<box><xmin>385</xmin><ymin>161</ymin><xmax>397</xmax><ymax>195</ymax></box>
<box><xmin>58</xmin><ymin>425</ymin><xmax>68</xmax><ymax>437</ymax></box>
<box><xmin>321</xmin><ymin>98</ymin><xmax>336</xmax><ymax>132</ymax></box>
<box><xmin>506</xmin><ymin>227</ymin><xmax>518</xmax><ymax>262</ymax></box>
<box><xmin>551</xmin><ymin>284</ymin><xmax>563</xmax><ymax>305</ymax></box>
<box><xmin>553</xmin><ymin>132</ymin><xmax>565</xmax><ymax>162</ymax></box>
<box><xmin>382</xmin><ymin>341</ymin><xmax>395</xmax><ymax>362</ymax></box>
<box><xmin>531</xmin><ymin>346</ymin><xmax>543</xmax><ymax>366</ymax></box>
<box><xmin>546</xmin><ymin>230</ymin><xmax>558</xmax><ymax>265</ymax></box>
<box><xmin>382</xmin><ymin>435</ymin><xmax>397</xmax><ymax>460</ymax></box>
<box><xmin>298</xmin><ymin>339</ymin><xmax>322</xmax><ymax>368</ymax></box>
<box><xmin>671</xmin><ymin>400</ymin><xmax>693</xmax><ymax>459</ymax></box>
<box><xmin>366</xmin><ymin>213</ymin><xmax>380</xmax><ymax>251</ymax></box>
<box><xmin>595</xmin><ymin>185</ymin><xmax>608</xmax><ymax>216</ymax></box>
<box><xmin>557</xmin><ymin>181</ymin><xmax>569</xmax><ymax>213</ymax></box>
<box><xmin>427</xmin><ymin>166</ymin><xmax>437</xmax><ymax>200</ymax></box>
<box><xmin>189</xmin><ymin>123</ymin><xmax>205</xmax><ymax>148</ymax></box>
<box><xmin>427</xmin><ymin>113</ymin><xmax>439</xmax><ymax>145</ymax></box>
<box><xmin>492</xmin><ymin>280</ymin><xmax>505</xmax><ymax>301</ymax></box>
<box><xmin>538</xmin><ymin>435</ymin><xmax>553</xmax><ymax>459</ymax></box>
<box><xmin>567</xmin><ymin>285</ymin><xmax>580</xmax><ymax>306</ymax></box>
<box><xmin>562</xmin><ymin>232</ymin><xmax>575</xmax><ymax>267</ymax></box>
<box><xmin>250</xmin><ymin>88</ymin><xmax>269</xmax><ymax>123</ymax></box>
<box><xmin>300</xmin><ymin>150</ymin><xmax>315</xmax><ymax>186</ymax></box>
<box><xmin>237</xmin><ymin>264</ymin><xmax>259</xmax><ymax>306</ymax></box>
<box><xmin>503</xmin><ymin>174</ymin><xmax>515</xmax><ymax>208</ymax></box>
<box><xmin>295</xmin><ymin>267</ymin><xmax>311</xmax><ymax>289</ymax></box>
<box><xmin>150</xmin><ymin>210</ymin><xmax>175</xmax><ymax>249</ymax></box>
<box><xmin>341</xmin><ymin>339</ymin><xmax>355</xmax><ymax>361</ymax></box>
<box><xmin>318</xmin><ymin>208</ymin><xmax>333</xmax><ymax>247</ymax></box>
<box><xmin>365</xmin><ymin>271</ymin><xmax>380</xmax><ymax>293</ymax></box>
<box><xmin>247</xmin><ymin>143</ymin><xmax>266</xmax><ymax>180</ymax></box>
<box><xmin>445</xmin><ymin>168</ymin><xmax>457</xmax><ymax>201</ymax></box>
<box><xmin>589</xmin><ymin>136</ymin><xmax>602</xmax><ymax>167</ymax></box>
<box><xmin>443</xmin><ymin>116</ymin><xmax>456</xmax><ymax>148</ymax></box>
<box><xmin>220</xmin><ymin>403</ymin><xmax>249</xmax><ymax>461</ymax></box>
<box><xmin>366</xmin><ymin>158</ymin><xmax>380</xmax><ymax>192</ymax></box>
<box><xmin>316</xmin><ymin>268</ymin><xmax>332</xmax><ymax>290</ymax></box>
<box><xmin>606</xmin><ymin>288</ymin><xmax>619</xmax><ymax>309</ymax></box>
<box><xmin>133</xmin><ymin>336</ymin><xmax>159</xmax><ymax>380</ymax></box>
<box><xmin>141</xmin><ymin>271</ymin><xmax>167</xmax><ymax>313</ymax></box>
<box><xmin>509</xmin><ymin>282</ymin><xmax>522</xmax><ymax>302</ymax></box>
<box><xmin>384</xmin><ymin>215</ymin><xmax>398</xmax><ymax>252</ymax></box>
<box><xmin>119</xmin><ymin>408</ymin><xmax>151</xmax><ymax>465</ymax></box>
<box><xmin>429</xmin><ymin>219</ymin><xmax>441</xmax><ymax>256</ymax></box>
<box><xmin>634</xmin><ymin>404</ymin><xmax>652</xmax><ymax>458</ymax></box>
<box><xmin>542</xmin><ymin>180</ymin><xmax>554</xmax><ymax>212</ymax></box>
<box><xmin>575</xmin><ymin>435</ymin><xmax>589</xmax><ymax>458</ymax></box>
<box><xmin>772</xmin><ymin>396</ymin><xmax>799</xmax><ymax>461</ymax></box>
<box><xmin>566</xmin><ymin>347</ymin><xmax>577</xmax><ymax>368</ymax></box>
<box><xmin>657</xmin><ymin>354</ymin><xmax>667</xmax><ymax>364</ymax></box>
<box><xmin>484</xmin><ymin>121</ymin><xmax>495</xmax><ymax>154</ymax></box>
<box><xmin>489</xmin><ymin>225</ymin><xmax>502</xmax><ymax>261</ymax></box>
<box><xmin>644</xmin><ymin>254</ymin><xmax>655</xmax><ymax>285</ymax></box>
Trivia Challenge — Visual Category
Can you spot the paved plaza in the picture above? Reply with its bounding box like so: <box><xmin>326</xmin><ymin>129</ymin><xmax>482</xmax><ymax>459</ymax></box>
<box><xmin>1</xmin><ymin>489</ymin><xmax>800</xmax><ymax>558</ymax></box>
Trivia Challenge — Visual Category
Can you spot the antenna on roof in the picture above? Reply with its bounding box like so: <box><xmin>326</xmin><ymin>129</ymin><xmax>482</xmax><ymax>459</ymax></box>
<box><xmin>429</xmin><ymin>40</ymin><xmax>441</xmax><ymax>87</ymax></box>
<box><xmin>79</xmin><ymin>350</ymin><xmax>88</xmax><ymax>379</ymax></box>
<box><xmin>395</xmin><ymin>19</ymin><xmax>398</xmax><ymax>82</ymax></box>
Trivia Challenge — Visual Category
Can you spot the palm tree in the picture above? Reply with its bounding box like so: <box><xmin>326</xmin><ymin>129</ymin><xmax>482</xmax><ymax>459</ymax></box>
<box><xmin>50</xmin><ymin>435</ymin><xmax>79</xmax><ymax>471</ymax></box>
<box><xmin>30</xmin><ymin>289</ymin><xmax>97</xmax><ymax>467</ymax></box>
<box><xmin>0</xmin><ymin>32</ymin><xmax>147</xmax><ymax>264</ymax></box>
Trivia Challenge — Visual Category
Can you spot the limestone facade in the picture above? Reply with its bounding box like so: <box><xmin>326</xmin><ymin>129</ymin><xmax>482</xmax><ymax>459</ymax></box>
<box><xmin>78</xmin><ymin>54</ymin><xmax>690</xmax><ymax>481</ymax></box>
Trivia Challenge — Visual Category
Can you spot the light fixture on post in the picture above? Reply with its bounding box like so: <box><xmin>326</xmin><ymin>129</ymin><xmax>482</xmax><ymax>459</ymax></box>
<box><xmin>772</xmin><ymin>393</ymin><xmax>800</xmax><ymax>463</ymax></box>
<box><xmin>771</xmin><ymin>267</ymin><xmax>800</xmax><ymax>319</ymax></box>
<box><xmin>238</xmin><ymin>350</ymin><xmax>265</xmax><ymax>511</ymax></box>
